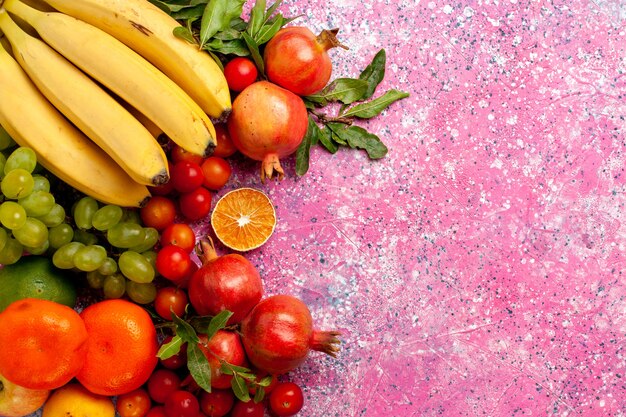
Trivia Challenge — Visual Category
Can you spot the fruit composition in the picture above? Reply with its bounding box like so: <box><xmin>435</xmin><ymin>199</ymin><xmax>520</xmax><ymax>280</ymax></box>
<box><xmin>0</xmin><ymin>0</ymin><xmax>408</xmax><ymax>414</ymax></box>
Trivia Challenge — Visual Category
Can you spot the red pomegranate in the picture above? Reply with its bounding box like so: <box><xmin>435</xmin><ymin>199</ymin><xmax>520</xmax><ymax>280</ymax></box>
<box><xmin>188</xmin><ymin>239</ymin><xmax>263</xmax><ymax>325</ymax></box>
<box><xmin>240</xmin><ymin>294</ymin><xmax>341</xmax><ymax>375</ymax></box>
<box><xmin>227</xmin><ymin>81</ymin><xmax>308</xmax><ymax>182</ymax></box>
<box><xmin>264</xmin><ymin>27</ymin><xmax>347</xmax><ymax>96</ymax></box>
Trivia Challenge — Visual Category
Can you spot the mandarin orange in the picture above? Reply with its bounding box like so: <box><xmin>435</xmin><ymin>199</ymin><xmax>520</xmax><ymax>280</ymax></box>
<box><xmin>0</xmin><ymin>298</ymin><xmax>87</xmax><ymax>390</ymax></box>
<box><xmin>76</xmin><ymin>299</ymin><xmax>159</xmax><ymax>396</ymax></box>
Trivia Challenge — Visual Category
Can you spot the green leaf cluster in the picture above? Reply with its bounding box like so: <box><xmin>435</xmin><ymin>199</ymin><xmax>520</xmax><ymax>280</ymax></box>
<box><xmin>297</xmin><ymin>49</ymin><xmax>410</xmax><ymax>175</ymax></box>
<box><xmin>148</xmin><ymin>0</ymin><xmax>295</xmax><ymax>68</ymax></box>
<box><xmin>156</xmin><ymin>310</ymin><xmax>269</xmax><ymax>402</ymax></box>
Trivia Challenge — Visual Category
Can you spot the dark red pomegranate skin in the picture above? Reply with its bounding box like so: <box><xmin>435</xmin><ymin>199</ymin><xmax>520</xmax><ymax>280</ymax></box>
<box><xmin>188</xmin><ymin>240</ymin><xmax>263</xmax><ymax>325</ymax></box>
<box><xmin>197</xmin><ymin>330</ymin><xmax>247</xmax><ymax>389</ymax></box>
<box><xmin>240</xmin><ymin>295</ymin><xmax>319</xmax><ymax>375</ymax></box>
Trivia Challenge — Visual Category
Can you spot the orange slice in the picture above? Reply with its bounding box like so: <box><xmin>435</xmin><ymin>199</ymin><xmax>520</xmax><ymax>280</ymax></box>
<box><xmin>210</xmin><ymin>187</ymin><xmax>276</xmax><ymax>251</ymax></box>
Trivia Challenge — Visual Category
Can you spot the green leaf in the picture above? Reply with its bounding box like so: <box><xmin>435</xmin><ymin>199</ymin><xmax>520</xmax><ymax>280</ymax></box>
<box><xmin>254</xmin><ymin>15</ymin><xmax>284</xmax><ymax>45</ymax></box>
<box><xmin>205</xmin><ymin>38</ymin><xmax>249</xmax><ymax>56</ymax></box>
<box><xmin>331</xmin><ymin>125</ymin><xmax>388</xmax><ymax>159</ymax></box>
<box><xmin>199</xmin><ymin>0</ymin><xmax>245</xmax><ymax>48</ymax></box>
<box><xmin>327</xmin><ymin>123</ymin><xmax>347</xmax><ymax>145</ymax></box>
<box><xmin>359</xmin><ymin>49</ymin><xmax>387</xmax><ymax>99</ymax></box>
<box><xmin>247</xmin><ymin>0</ymin><xmax>266</xmax><ymax>37</ymax></box>
<box><xmin>231</xmin><ymin>374</ymin><xmax>251</xmax><ymax>402</ymax></box>
<box><xmin>265</xmin><ymin>0</ymin><xmax>283</xmax><ymax>18</ymax></box>
<box><xmin>303</xmin><ymin>95</ymin><xmax>328</xmax><ymax>107</ymax></box>
<box><xmin>318</xmin><ymin>78</ymin><xmax>369</xmax><ymax>105</ymax></box>
<box><xmin>229</xmin><ymin>364</ymin><xmax>254</xmax><ymax>374</ymax></box>
<box><xmin>172</xmin><ymin>26</ymin><xmax>197</xmax><ymax>45</ymax></box>
<box><xmin>253</xmin><ymin>386</ymin><xmax>265</xmax><ymax>403</ymax></box>
<box><xmin>205</xmin><ymin>310</ymin><xmax>233</xmax><ymax>341</ymax></box>
<box><xmin>341</xmin><ymin>89</ymin><xmax>410</xmax><ymax>119</ymax></box>
<box><xmin>213</xmin><ymin>28</ymin><xmax>243</xmax><ymax>41</ymax></box>
<box><xmin>170</xmin><ymin>4</ymin><xmax>206</xmax><ymax>20</ymax></box>
<box><xmin>187</xmin><ymin>343</ymin><xmax>212</xmax><ymax>392</ymax></box>
<box><xmin>319</xmin><ymin>125</ymin><xmax>338</xmax><ymax>153</ymax></box>
<box><xmin>242</xmin><ymin>32</ymin><xmax>264</xmax><ymax>75</ymax></box>
<box><xmin>230</xmin><ymin>17</ymin><xmax>248</xmax><ymax>31</ymax></box>
<box><xmin>146</xmin><ymin>0</ymin><xmax>172</xmax><ymax>14</ymax></box>
<box><xmin>258</xmin><ymin>375</ymin><xmax>274</xmax><ymax>387</ymax></box>
<box><xmin>296</xmin><ymin>116</ymin><xmax>321</xmax><ymax>176</ymax></box>
<box><xmin>219</xmin><ymin>362</ymin><xmax>234</xmax><ymax>376</ymax></box>
<box><xmin>156</xmin><ymin>334</ymin><xmax>183</xmax><ymax>360</ymax></box>
<box><xmin>172</xmin><ymin>313</ymin><xmax>200</xmax><ymax>344</ymax></box>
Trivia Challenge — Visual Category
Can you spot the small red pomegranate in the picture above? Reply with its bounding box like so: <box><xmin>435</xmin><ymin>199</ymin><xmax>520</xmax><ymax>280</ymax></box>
<box><xmin>240</xmin><ymin>294</ymin><xmax>341</xmax><ymax>375</ymax></box>
<box><xmin>188</xmin><ymin>238</ymin><xmax>263</xmax><ymax>325</ymax></box>
<box><xmin>227</xmin><ymin>81</ymin><xmax>308</xmax><ymax>182</ymax></box>
<box><xmin>197</xmin><ymin>330</ymin><xmax>247</xmax><ymax>389</ymax></box>
<box><xmin>264</xmin><ymin>27</ymin><xmax>348</xmax><ymax>96</ymax></box>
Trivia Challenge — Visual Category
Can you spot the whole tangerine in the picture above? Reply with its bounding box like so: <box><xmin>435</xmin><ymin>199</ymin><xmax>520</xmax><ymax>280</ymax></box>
<box><xmin>76</xmin><ymin>299</ymin><xmax>159</xmax><ymax>396</ymax></box>
<box><xmin>0</xmin><ymin>298</ymin><xmax>88</xmax><ymax>390</ymax></box>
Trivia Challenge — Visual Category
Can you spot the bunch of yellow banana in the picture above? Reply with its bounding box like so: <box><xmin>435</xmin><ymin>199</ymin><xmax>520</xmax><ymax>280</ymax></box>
<box><xmin>0</xmin><ymin>0</ymin><xmax>231</xmax><ymax>207</ymax></box>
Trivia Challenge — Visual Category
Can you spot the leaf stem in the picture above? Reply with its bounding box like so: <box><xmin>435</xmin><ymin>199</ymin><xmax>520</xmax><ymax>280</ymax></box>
<box><xmin>309</xmin><ymin>110</ymin><xmax>353</xmax><ymax>125</ymax></box>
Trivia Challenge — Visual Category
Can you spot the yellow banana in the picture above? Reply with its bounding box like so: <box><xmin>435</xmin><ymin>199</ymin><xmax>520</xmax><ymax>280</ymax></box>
<box><xmin>0</xmin><ymin>33</ymin><xmax>9</xmax><ymax>52</ymax></box>
<box><xmin>41</xmin><ymin>0</ymin><xmax>232</xmax><ymax>121</ymax></box>
<box><xmin>0</xmin><ymin>9</ymin><xmax>169</xmax><ymax>187</ymax></box>
<box><xmin>122</xmin><ymin>102</ymin><xmax>164</xmax><ymax>140</ymax></box>
<box><xmin>0</xmin><ymin>42</ymin><xmax>151</xmax><ymax>207</ymax></box>
<box><xmin>5</xmin><ymin>0</ymin><xmax>216</xmax><ymax>157</ymax></box>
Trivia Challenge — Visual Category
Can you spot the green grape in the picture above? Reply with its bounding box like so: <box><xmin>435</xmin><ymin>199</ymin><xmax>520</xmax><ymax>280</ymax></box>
<box><xmin>121</xmin><ymin>209</ymin><xmax>142</xmax><ymax>224</ymax></box>
<box><xmin>0</xmin><ymin>153</ymin><xmax>6</xmax><ymax>177</ymax></box>
<box><xmin>0</xmin><ymin>126</ymin><xmax>15</xmax><ymax>151</ymax></box>
<box><xmin>0</xmin><ymin>227</ymin><xmax>8</xmax><ymax>252</ymax></box>
<box><xmin>0</xmin><ymin>238</ymin><xmax>23</xmax><ymax>265</ymax></box>
<box><xmin>72</xmin><ymin>244</ymin><xmax>107</xmax><ymax>272</ymax></box>
<box><xmin>92</xmin><ymin>204</ymin><xmax>123</xmax><ymax>231</ymax></box>
<box><xmin>126</xmin><ymin>281</ymin><xmax>157</xmax><ymax>305</ymax></box>
<box><xmin>13</xmin><ymin>217</ymin><xmax>48</xmax><ymax>248</ymax></box>
<box><xmin>36</xmin><ymin>203</ymin><xmax>66</xmax><ymax>227</ymax></box>
<box><xmin>129</xmin><ymin>227</ymin><xmax>159</xmax><ymax>253</ymax></box>
<box><xmin>141</xmin><ymin>250</ymin><xmax>157</xmax><ymax>269</ymax></box>
<box><xmin>18</xmin><ymin>190</ymin><xmax>55</xmax><ymax>217</ymax></box>
<box><xmin>0</xmin><ymin>201</ymin><xmax>27</xmax><ymax>230</ymax></box>
<box><xmin>52</xmin><ymin>241</ymin><xmax>84</xmax><ymax>269</ymax></box>
<box><xmin>72</xmin><ymin>196</ymin><xmax>99</xmax><ymax>230</ymax></box>
<box><xmin>107</xmin><ymin>222</ymin><xmax>146</xmax><ymax>248</ymax></box>
<box><xmin>48</xmin><ymin>223</ymin><xmax>74</xmax><ymax>249</ymax></box>
<box><xmin>98</xmin><ymin>257</ymin><xmax>118</xmax><ymax>275</ymax></box>
<box><xmin>31</xmin><ymin>175</ymin><xmax>50</xmax><ymax>192</ymax></box>
<box><xmin>25</xmin><ymin>239</ymin><xmax>49</xmax><ymax>256</ymax></box>
<box><xmin>86</xmin><ymin>270</ymin><xmax>106</xmax><ymax>289</ymax></box>
<box><xmin>103</xmin><ymin>273</ymin><xmax>126</xmax><ymax>299</ymax></box>
<box><xmin>1</xmin><ymin>168</ymin><xmax>34</xmax><ymax>199</ymax></box>
<box><xmin>72</xmin><ymin>229</ymin><xmax>98</xmax><ymax>246</ymax></box>
<box><xmin>4</xmin><ymin>147</ymin><xmax>37</xmax><ymax>174</ymax></box>
<box><xmin>118</xmin><ymin>250</ymin><xmax>154</xmax><ymax>283</ymax></box>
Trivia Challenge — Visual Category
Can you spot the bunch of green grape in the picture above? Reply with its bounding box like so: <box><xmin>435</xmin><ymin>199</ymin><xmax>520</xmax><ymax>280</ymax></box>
<box><xmin>53</xmin><ymin>195</ymin><xmax>159</xmax><ymax>304</ymax></box>
<box><xmin>0</xmin><ymin>137</ymin><xmax>159</xmax><ymax>305</ymax></box>
<box><xmin>0</xmin><ymin>142</ymin><xmax>59</xmax><ymax>264</ymax></box>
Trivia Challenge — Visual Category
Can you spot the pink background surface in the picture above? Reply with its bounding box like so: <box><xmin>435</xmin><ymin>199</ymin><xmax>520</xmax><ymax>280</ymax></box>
<box><xmin>19</xmin><ymin>0</ymin><xmax>625</xmax><ymax>416</ymax></box>
<box><xmin>214</xmin><ymin>0</ymin><xmax>626</xmax><ymax>416</ymax></box>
